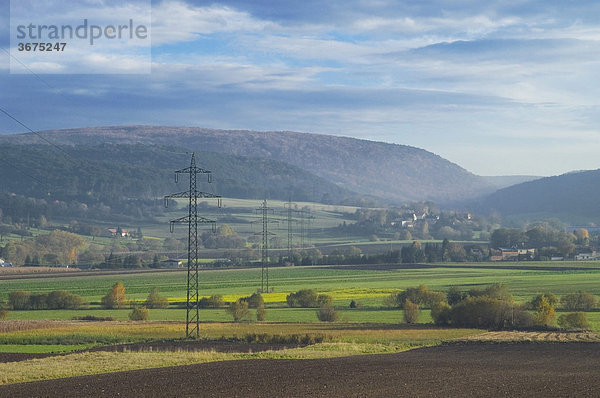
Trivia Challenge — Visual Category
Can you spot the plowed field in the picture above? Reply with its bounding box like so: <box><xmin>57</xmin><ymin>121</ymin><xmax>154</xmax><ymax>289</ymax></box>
<box><xmin>1</xmin><ymin>342</ymin><xmax>599</xmax><ymax>397</ymax></box>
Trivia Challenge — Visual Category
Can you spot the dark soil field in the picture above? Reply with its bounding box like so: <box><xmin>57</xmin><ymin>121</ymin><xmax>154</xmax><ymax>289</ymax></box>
<box><xmin>88</xmin><ymin>339</ymin><xmax>303</xmax><ymax>353</ymax></box>
<box><xmin>0</xmin><ymin>353</ymin><xmax>56</xmax><ymax>363</ymax></box>
<box><xmin>1</xmin><ymin>342</ymin><xmax>599</xmax><ymax>397</ymax></box>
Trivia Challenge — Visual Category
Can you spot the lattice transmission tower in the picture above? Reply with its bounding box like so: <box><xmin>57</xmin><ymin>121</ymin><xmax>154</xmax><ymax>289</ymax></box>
<box><xmin>283</xmin><ymin>198</ymin><xmax>296</xmax><ymax>258</ymax></box>
<box><xmin>164</xmin><ymin>153</ymin><xmax>221</xmax><ymax>339</ymax></box>
<box><xmin>255</xmin><ymin>199</ymin><xmax>276</xmax><ymax>293</ymax></box>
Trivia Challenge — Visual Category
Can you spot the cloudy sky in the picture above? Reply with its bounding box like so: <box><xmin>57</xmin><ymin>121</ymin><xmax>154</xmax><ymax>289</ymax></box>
<box><xmin>1</xmin><ymin>0</ymin><xmax>599</xmax><ymax>176</ymax></box>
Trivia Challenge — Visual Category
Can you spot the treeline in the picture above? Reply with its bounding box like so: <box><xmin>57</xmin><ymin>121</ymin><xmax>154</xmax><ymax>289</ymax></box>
<box><xmin>387</xmin><ymin>284</ymin><xmax>593</xmax><ymax>330</ymax></box>
<box><xmin>491</xmin><ymin>224</ymin><xmax>591</xmax><ymax>258</ymax></box>
<box><xmin>0</xmin><ymin>192</ymin><xmax>167</xmax><ymax>226</ymax></box>
<box><xmin>0</xmin><ymin>144</ymin><xmax>361</xmax><ymax>222</ymax></box>
<box><xmin>8</xmin><ymin>290</ymin><xmax>85</xmax><ymax>310</ymax></box>
<box><xmin>0</xmin><ymin>230</ymin><xmax>86</xmax><ymax>266</ymax></box>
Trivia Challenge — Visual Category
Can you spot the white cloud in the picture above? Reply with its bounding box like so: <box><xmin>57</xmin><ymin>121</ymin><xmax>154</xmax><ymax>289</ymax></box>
<box><xmin>151</xmin><ymin>1</ymin><xmax>277</xmax><ymax>45</ymax></box>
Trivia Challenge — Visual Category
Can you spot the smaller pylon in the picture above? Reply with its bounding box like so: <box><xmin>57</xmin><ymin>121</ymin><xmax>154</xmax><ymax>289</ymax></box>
<box><xmin>255</xmin><ymin>199</ymin><xmax>276</xmax><ymax>292</ymax></box>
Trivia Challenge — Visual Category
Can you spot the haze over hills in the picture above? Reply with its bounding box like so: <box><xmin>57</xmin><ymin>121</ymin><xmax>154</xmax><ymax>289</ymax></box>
<box><xmin>0</xmin><ymin>126</ymin><xmax>505</xmax><ymax>204</ymax></box>
<box><xmin>0</xmin><ymin>144</ymin><xmax>357</xmax><ymax>205</ymax></box>
<box><xmin>476</xmin><ymin>169</ymin><xmax>600</xmax><ymax>223</ymax></box>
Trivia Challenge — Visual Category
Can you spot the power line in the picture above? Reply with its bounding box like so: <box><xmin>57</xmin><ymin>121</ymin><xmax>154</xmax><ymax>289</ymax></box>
<box><xmin>0</xmin><ymin>106</ymin><xmax>76</xmax><ymax>160</ymax></box>
<box><xmin>0</xmin><ymin>47</ymin><xmax>62</xmax><ymax>93</ymax></box>
<box><xmin>0</xmin><ymin>157</ymin><xmax>48</xmax><ymax>189</ymax></box>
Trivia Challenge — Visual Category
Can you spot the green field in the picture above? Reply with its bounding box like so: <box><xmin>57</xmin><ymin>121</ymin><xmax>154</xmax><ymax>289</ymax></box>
<box><xmin>3</xmin><ymin>262</ymin><xmax>600</xmax><ymax>305</ymax></box>
<box><xmin>2</xmin><ymin>262</ymin><xmax>600</xmax><ymax>385</ymax></box>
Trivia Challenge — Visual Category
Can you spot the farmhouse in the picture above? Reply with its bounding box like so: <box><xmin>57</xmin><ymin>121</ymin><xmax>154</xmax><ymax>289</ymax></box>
<box><xmin>106</xmin><ymin>227</ymin><xmax>129</xmax><ymax>238</ymax></box>
<box><xmin>575</xmin><ymin>251</ymin><xmax>600</xmax><ymax>261</ymax></box>
<box><xmin>0</xmin><ymin>258</ymin><xmax>12</xmax><ymax>267</ymax></box>
<box><xmin>161</xmin><ymin>259</ymin><xmax>183</xmax><ymax>268</ymax></box>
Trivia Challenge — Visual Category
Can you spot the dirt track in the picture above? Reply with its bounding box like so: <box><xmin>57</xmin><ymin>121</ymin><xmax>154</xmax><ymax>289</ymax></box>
<box><xmin>2</xmin><ymin>342</ymin><xmax>600</xmax><ymax>397</ymax></box>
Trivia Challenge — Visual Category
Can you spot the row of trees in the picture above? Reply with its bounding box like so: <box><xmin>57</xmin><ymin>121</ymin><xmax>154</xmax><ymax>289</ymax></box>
<box><xmin>0</xmin><ymin>230</ymin><xmax>87</xmax><ymax>267</ymax></box>
<box><xmin>490</xmin><ymin>225</ymin><xmax>590</xmax><ymax>258</ymax></box>
<box><xmin>8</xmin><ymin>290</ymin><xmax>84</xmax><ymax>310</ymax></box>
<box><xmin>100</xmin><ymin>283</ymin><xmax>169</xmax><ymax>309</ymax></box>
<box><xmin>387</xmin><ymin>284</ymin><xmax>592</xmax><ymax>330</ymax></box>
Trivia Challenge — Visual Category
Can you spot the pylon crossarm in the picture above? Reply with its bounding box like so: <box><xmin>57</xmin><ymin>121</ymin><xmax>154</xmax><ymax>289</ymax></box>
<box><xmin>175</xmin><ymin>166</ymin><xmax>212</xmax><ymax>174</ymax></box>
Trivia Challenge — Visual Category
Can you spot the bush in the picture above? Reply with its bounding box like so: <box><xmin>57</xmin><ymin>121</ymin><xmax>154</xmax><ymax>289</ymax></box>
<box><xmin>449</xmin><ymin>297</ymin><xmax>534</xmax><ymax>329</ymax></box>
<box><xmin>46</xmin><ymin>291</ymin><xmax>84</xmax><ymax>310</ymax></box>
<box><xmin>241</xmin><ymin>293</ymin><xmax>264</xmax><ymax>309</ymax></box>
<box><xmin>198</xmin><ymin>295</ymin><xmax>224</xmax><ymax>309</ymax></box>
<box><xmin>227</xmin><ymin>300</ymin><xmax>250</xmax><ymax>322</ymax></box>
<box><xmin>558</xmin><ymin>312</ymin><xmax>590</xmax><ymax>329</ymax></box>
<box><xmin>383</xmin><ymin>293</ymin><xmax>399</xmax><ymax>308</ymax></box>
<box><xmin>29</xmin><ymin>293</ymin><xmax>49</xmax><ymax>310</ymax></box>
<box><xmin>560</xmin><ymin>291</ymin><xmax>596</xmax><ymax>311</ymax></box>
<box><xmin>8</xmin><ymin>291</ymin><xmax>31</xmax><ymax>310</ymax></box>
<box><xmin>397</xmin><ymin>285</ymin><xmax>446</xmax><ymax>308</ymax></box>
<box><xmin>468</xmin><ymin>283</ymin><xmax>512</xmax><ymax>302</ymax></box>
<box><xmin>0</xmin><ymin>308</ymin><xmax>8</xmax><ymax>320</ymax></box>
<box><xmin>129</xmin><ymin>306</ymin><xmax>149</xmax><ymax>321</ymax></box>
<box><xmin>256</xmin><ymin>303</ymin><xmax>267</xmax><ymax>321</ymax></box>
<box><xmin>430</xmin><ymin>301</ymin><xmax>451</xmax><ymax>326</ymax></box>
<box><xmin>286</xmin><ymin>289</ymin><xmax>318</xmax><ymax>308</ymax></box>
<box><xmin>145</xmin><ymin>287</ymin><xmax>169</xmax><ymax>309</ymax></box>
<box><xmin>447</xmin><ymin>286</ymin><xmax>466</xmax><ymax>306</ymax></box>
<box><xmin>530</xmin><ymin>293</ymin><xmax>558</xmax><ymax>309</ymax></box>
<box><xmin>317</xmin><ymin>294</ymin><xmax>333</xmax><ymax>307</ymax></box>
<box><xmin>403</xmin><ymin>299</ymin><xmax>420</xmax><ymax>324</ymax></box>
<box><xmin>8</xmin><ymin>290</ymin><xmax>84</xmax><ymax>310</ymax></box>
<box><xmin>243</xmin><ymin>333</ymin><xmax>324</xmax><ymax>345</ymax></box>
<box><xmin>72</xmin><ymin>315</ymin><xmax>115</xmax><ymax>321</ymax></box>
<box><xmin>317</xmin><ymin>304</ymin><xmax>339</xmax><ymax>322</ymax></box>
<box><xmin>101</xmin><ymin>282</ymin><xmax>127</xmax><ymax>309</ymax></box>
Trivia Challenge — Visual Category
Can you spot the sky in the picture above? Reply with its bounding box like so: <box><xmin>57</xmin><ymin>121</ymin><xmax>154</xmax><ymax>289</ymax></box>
<box><xmin>1</xmin><ymin>0</ymin><xmax>600</xmax><ymax>176</ymax></box>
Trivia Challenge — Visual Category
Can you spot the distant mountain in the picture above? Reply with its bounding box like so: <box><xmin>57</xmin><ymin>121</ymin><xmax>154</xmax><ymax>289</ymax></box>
<box><xmin>0</xmin><ymin>144</ymin><xmax>357</xmax><ymax>204</ymax></box>
<box><xmin>476</xmin><ymin>169</ymin><xmax>600</xmax><ymax>223</ymax></box>
<box><xmin>481</xmin><ymin>175</ymin><xmax>540</xmax><ymax>190</ymax></box>
<box><xmin>0</xmin><ymin>126</ymin><xmax>499</xmax><ymax>204</ymax></box>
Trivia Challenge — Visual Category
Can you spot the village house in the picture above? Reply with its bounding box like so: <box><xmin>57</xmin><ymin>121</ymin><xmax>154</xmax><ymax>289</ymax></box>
<box><xmin>161</xmin><ymin>259</ymin><xmax>183</xmax><ymax>268</ymax></box>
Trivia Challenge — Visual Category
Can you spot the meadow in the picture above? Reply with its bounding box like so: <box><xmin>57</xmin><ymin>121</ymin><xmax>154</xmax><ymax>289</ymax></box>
<box><xmin>2</xmin><ymin>262</ymin><xmax>600</xmax><ymax>385</ymax></box>
<box><xmin>3</xmin><ymin>262</ymin><xmax>600</xmax><ymax>305</ymax></box>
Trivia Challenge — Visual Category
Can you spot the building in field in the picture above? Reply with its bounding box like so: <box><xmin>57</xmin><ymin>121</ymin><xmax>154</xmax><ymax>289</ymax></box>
<box><xmin>161</xmin><ymin>259</ymin><xmax>183</xmax><ymax>268</ymax></box>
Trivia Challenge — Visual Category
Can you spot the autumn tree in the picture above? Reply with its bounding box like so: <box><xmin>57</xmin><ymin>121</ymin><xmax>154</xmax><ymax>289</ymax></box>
<box><xmin>227</xmin><ymin>299</ymin><xmax>250</xmax><ymax>322</ymax></box>
<box><xmin>534</xmin><ymin>296</ymin><xmax>555</xmax><ymax>326</ymax></box>
<box><xmin>403</xmin><ymin>299</ymin><xmax>420</xmax><ymax>323</ymax></box>
<box><xmin>101</xmin><ymin>282</ymin><xmax>127</xmax><ymax>309</ymax></box>
<box><xmin>256</xmin><ymin>302</ymin><xmax>267</xmax><ymax>321</ymax></box>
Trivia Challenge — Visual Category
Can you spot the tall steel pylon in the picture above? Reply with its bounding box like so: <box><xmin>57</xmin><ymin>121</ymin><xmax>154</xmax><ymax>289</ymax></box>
<box><xmin>255</xmin><ymin>199</ymin><xmax>275</xmax><ymax>293</ymax></box>
<box><xmin>164</xmin><ymin>153</ymin><xmax>221</xmax><ymax>339</ymax></box>
<box><xmin>283</xmin><ymin>199</ymin><xmax>296</xmax><ymax>258</ymax></box>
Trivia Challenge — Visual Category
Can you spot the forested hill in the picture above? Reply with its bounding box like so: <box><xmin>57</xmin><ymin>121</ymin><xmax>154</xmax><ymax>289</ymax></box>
<box><xmin>0</xmin><ymin>144</ymin><xmax>356</xmax><ymax>204</ymax></box>
<box><xmin>476</xmin><ymin>169</ymin><xmax>600</xmax><ymax>223</ymax></box>
<box><xmin>0</xmin><ymin>126</ymin><xmax>498</xmax><ymax>203</ymax></box>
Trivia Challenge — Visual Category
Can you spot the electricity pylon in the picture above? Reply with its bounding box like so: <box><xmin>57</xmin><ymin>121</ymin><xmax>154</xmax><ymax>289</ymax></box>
<box><xmin>283</xmin><ymin>199</ymin><xmax>296</xmax><ymax>258</ymax></box>
<box><xmin>255</xmin><ymin>199</ymin><xmax>276</xmax><ymax>292</ymax></box>
<box><xmin>164</xmin><ymin>153</ymin><xmax>221</xmax><ymax>339</ymax></box>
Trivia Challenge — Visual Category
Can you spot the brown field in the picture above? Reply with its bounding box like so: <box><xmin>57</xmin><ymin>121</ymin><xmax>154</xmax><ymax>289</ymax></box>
<box><xmin>464</xmin><ymin>330</ymin><xmax>600</xmax><ymax>342</ymax></box>
<box><xmin>0</xmin><ymin>320</ymin><xmax>72</xmax><ymax>334</ymax></box>
<box><xmin>1</xmin><ymin>342</ymin><xmax>599</xmax><ymax>397</ymax></box>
